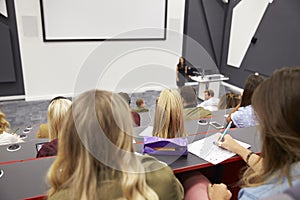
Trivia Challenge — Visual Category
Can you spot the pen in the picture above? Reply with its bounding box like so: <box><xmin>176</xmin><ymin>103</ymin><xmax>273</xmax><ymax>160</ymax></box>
<box><xmin>13</xmin><ymin>128</ymin><xmax>19</xmax><ymax>134</ymax></box>
<box><xmin>218</xmin><ymin>121</ymin><xmax>232</xmax><ymax>142</ymax></box>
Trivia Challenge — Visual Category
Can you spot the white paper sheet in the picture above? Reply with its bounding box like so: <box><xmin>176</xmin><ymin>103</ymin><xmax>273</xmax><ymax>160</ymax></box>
<box><xmin>139</xmin><ymin>126</ymin><xmax>153</xmax><ymax>137</ymax></box>
<box><xmin>188</xmin><ymin>133</ymin><xmax>251</xmax><ymax>165</ymax></box>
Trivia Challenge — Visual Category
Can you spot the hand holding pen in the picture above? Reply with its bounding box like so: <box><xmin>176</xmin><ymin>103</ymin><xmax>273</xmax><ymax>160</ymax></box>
<box><xmin>218</xmin><ymin>121</ymin><xmax>232</xmax><ymax>144</ymax></box>
<box><xmin>215</xmin><ymin>121</ymin><xmax>243</xmax><ymax>154</ymax></box>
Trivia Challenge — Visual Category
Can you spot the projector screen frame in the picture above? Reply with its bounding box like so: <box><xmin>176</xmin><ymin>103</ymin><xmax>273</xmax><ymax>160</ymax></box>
<box><xmin>40</xmin><ymin>0</ymin><xmax>168</xmax><ymax>42</ymax></box>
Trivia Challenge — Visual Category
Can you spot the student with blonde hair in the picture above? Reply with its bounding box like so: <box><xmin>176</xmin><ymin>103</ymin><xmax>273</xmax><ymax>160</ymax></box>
<box><xmin>47</xmin><ymin>90</ymin><xmax>184</xmax><ymax>200</ymax></box>
<box><xmin>209</xmin><ymin>67</ymin><xmax>300</xmax><ymax>199</ymax></box>
<box><xmin>0</xmin><ymin>110</ymin><xmax>22</xmax><ymax>145</ymax></box>
<box><xmin>153</xmin><ymin>89</ymin><xmax>211</xmax><ymax>200</ymax></box>
<box><xmin>37</xmin><ymin>97</ymin><xmax>71</xmax><ymax>157</ymax></box>
<box><xmin>153</xmin><ymin>89</ymin><xmax>187</xmax><ymax>138</ymax></box>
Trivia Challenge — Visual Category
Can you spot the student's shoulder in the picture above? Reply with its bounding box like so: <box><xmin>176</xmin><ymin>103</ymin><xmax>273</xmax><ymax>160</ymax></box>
<box><xmin>139</xmin><ymin>154</ymin><xmax>174</xmax><ymax>182</ymax></box>
<box><xmin>48</xmin><ymin>190</ymin><xmax>72</xmax><ymax>200</ymax></box>
<box><xmin>140</xmin><ymin>154</ymin><xmax>184</xmax><ymax>199</ymax></box>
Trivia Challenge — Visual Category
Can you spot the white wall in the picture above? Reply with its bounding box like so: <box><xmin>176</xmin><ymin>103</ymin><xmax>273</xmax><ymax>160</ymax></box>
<box><xmin>14</xmin><ymin>0</ymin><xmax>185</xmax><ymax>100</ymax></box>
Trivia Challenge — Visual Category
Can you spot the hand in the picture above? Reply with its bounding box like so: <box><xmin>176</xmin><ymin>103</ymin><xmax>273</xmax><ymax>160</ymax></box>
<box><xmin>208</xmin><ymin>183</ymin><xmax>232</xmax><ymax>200</ymax></box>
<box><xmin>216</xmin><ymin>134</ymin><xmax>244</xmax><ymax>154</ymax></box>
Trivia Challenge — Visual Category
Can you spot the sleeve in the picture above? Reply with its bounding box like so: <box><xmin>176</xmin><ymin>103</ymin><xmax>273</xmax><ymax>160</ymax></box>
<box><xmin>0</xmin><ymin>132</ymin><xmax>19</xmax><ymax>145</ymax></box>
<box><xmin>131</xmin><ymin>112</ymin><xmax>141</xmax><ymax>127</ymax></box>
<box><xmin>238</xmin><ymin>188</ymin><xmax>260</xmax><ymax>200</ymax></box>
<box><xmin>230</xmin><ymin>109</ymin><xmax>243</xmax><ymax>128</ymax></box>
<box><xmin>260</xmin><ymin>194</ymin><xmax>293</xmax><ymax>200</ymax></box>
<box><xmin>36</xmin><ymin>139</ymin><xmax>58</xmax><ymax>158</ymax></box>
<box><xmin>199</xmin><ymin>99</ymin><xmax>212</xmax><ymax>107</ymax></box>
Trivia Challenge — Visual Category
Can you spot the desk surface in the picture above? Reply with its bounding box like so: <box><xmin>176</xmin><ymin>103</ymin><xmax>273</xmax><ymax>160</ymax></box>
<box><xmin>0</xmin><ymin>126</ymin><xmax>260</xmax><ymax>199</ymax></box>
<box><xmin>135</xmin><ymin>126</ymin><xmax>261</xmax><ymax>173</ymax></box>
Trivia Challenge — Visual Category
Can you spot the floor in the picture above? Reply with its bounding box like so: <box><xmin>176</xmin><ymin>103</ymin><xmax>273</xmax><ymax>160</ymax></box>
<box><xmin>0</xmin><ymin>85</ymin><xmax>208</xmax><ymax>130</ymax></box>
<box><xmin>0</xmin><ymin>90</ymin><xmax>163</xmax><ymax>128</ymax></box>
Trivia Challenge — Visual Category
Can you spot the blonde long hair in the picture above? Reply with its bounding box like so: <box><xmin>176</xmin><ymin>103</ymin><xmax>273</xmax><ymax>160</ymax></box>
<box><xmin>47</xmin><ymin>90</ymin><xmax>158</xmax><ymax>200</ymax></box>
<box><xmin>48</xmin><ymin>98</ymin><xmax>72</xmax><ymax>141</ymax></box>
<box><xmin>153</xmin><ymin>89</ymin><xmax>187</xmax><ymax>138</ymax></box>
<box><xmin>242</xmin><ymin>67</ymin><xmax>300</xmax><ymax>187</ymax></box>
<box><xmin>0</xmin><ymin>110</ymin><xmax>9</xmax><ymax>134</ymax></box>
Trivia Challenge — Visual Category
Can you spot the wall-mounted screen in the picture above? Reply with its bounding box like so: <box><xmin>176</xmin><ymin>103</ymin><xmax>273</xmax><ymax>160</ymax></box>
<box><xmin>40</xmin><ymin>0</ymin><xmax>167</xmax><ymax>41</ymax></box>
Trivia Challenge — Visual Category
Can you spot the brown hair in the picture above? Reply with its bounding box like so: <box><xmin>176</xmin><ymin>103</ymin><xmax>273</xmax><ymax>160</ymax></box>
<box><xmin>153</xmin><ymin>89</ymin><xmax>187</xmax><ymax>138</ymax></box>
<box><xmin>240</xmin><ymin>74</ymin><xmax>264</xmax><ymax>107</ymax></box>
<box><xmin>180</xmin><ymin>86</ymin><xmax>197</xmax><ymax>106</ymax></box>
<box><xmin>218</xmin><ymin>93</ymin><xmax>241</xmax><ymax>110</ymax></box>
<box><xmin>204</xmin><ymin>89</ymin><xmax>214</xmax><ymax>97</ymax></box>
<box><xmin>136</xmin><ymin>98</ymin><xmax>145</xmax><ymax>107</ymax></box>
<box><xmin>242</xmin><ymin>67</ymin><xmax>300</xmax><ymax>187</ymax></box>
<box><xmin>47</xmin><ymin>90</ymin><xmax>158</xmax><ymax>200</ymax></box>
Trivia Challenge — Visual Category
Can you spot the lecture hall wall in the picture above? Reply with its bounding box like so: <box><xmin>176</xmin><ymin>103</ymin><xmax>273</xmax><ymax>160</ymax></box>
<box><xmin>13</xmin><ymin>0</ymin><xmax>185</xmax><ymax>101</ymax></box>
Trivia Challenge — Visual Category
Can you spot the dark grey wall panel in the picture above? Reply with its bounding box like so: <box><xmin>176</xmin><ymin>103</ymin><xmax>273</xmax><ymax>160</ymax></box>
<box><xmin>220</xmin><ymin>0</ymin><xmax>300</xmax><ymax>87</ymax></box>
<box><xmin>0</xmin><ymin>0</ymin><xmax>24</xmax><ymax>96</ymax></box>
<box><xmin>242</xmin><ymin>0</ymin><xmax>300</xmax><ymax>75</ymax></box>
<box><xmin>0</xmin><ymin>23</ymin><xmax>17</xmax><ymax>83</ymax></box>
<box><xmin>183</xmin><ymin>0</ymin><xmax>227</xmax><ymax>70</ymax></box>
<box><xmin>183</xmin><ymin>0</ymin><xmax>215</xmax><ymax>65</ymax></box>
<box><xmin>201</xmin><ymin>0</ymin><xmax>227</xmax><ymax>66</ymax></box>
<box><xmin>184</xmin><ymin>0</ymin><xmax>300</xmax><ymax>88</ymax></box>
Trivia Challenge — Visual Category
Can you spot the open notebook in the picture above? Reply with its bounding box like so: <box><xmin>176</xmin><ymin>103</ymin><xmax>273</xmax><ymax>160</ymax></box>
<box><xmin>188</xmin><ymin>133</ymin><xmax>251</xmax><ymax>165</ymax></box>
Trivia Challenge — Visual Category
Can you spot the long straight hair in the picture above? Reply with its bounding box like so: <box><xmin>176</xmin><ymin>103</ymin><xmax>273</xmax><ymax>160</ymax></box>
<box><xmin>153</xmin><ymin>89</ymin><xmax>187</xmax><ymax>138</ymax></box>
<box><xmin>47</xmin><ymin>90</ymin><xmax>158</xmax><ymax>200</ymax></box>
<box><xmin>177</xmin><ymin>57</ymin><xmax>186</xmax><ymax>69</ymax></box>
<box><xmin>242</xmin><ymin>67</ymin><xmax>300</xmax><ymax>187</ymax></box>
<box><xmin>47</xmin><ymin>98</ymin><xmax>72</xmax><ymax>141</ymax></box>
<box><xmin>240</xmin><ymin>74</ymin><xmax>264</xmax><ymax>107</ymax></box>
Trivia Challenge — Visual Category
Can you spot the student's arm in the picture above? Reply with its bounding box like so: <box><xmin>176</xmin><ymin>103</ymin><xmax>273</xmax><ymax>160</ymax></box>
<box><xmin>226</xmin><ymin>104</ymin><xmax>240</xmax><ymax>123</ymax></box>
<box><xmin>217</xmin><ymin>134</ymin><xmax>262</xmax><ymax>172</ymax></box>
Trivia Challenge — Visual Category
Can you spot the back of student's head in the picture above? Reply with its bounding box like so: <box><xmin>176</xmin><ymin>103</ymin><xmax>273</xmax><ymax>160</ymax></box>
<box><xmin>180</xmin><ymin>86</ymin><xmax>197</xmax><ymax>106</ymax></box>
<box><xmin>240</xmin><ymin>73</ymin><xmax>264</xmax><ymax>107</ymax></box>
<box><xmin>48</xmin><ymin>90</ymin><xmax>158</xmax><ymax>200</ymax></box>
<box><xmin>243</xmin><ymin>67</ymin><xmax>300</xmax><ymax>186</ymax></box>
<box><xmin>0</xmin><ymin>110</ymin><xmax>9</xmax><ymax>134</ymax></box>
<box><xmin>136</xmin><ymin>98</ymin><xmax>145</xmax><ymax>107</ymax></box>
<box><xmin>205</xmin><ymin>89</ymin><xmax>214</xmax><ymax>98</ymax></box>
<box><xmin>118</xmin><ymin>92</ymin><xmax>131</xmax><ymax>105</ymax></box>
<box><xmin>153</xmin><ymin>89</ymin><xmax>186</xmax><ymax>138</ymax></box>
<box><xmin>48</xmin><ymin>97</ymin><xmax>72</xmax><ymax>141</ymax></box>
<box><xmin>218</xmin><ymin>93</ymin><xmax>241</xmax><ymax>110</ymax></box>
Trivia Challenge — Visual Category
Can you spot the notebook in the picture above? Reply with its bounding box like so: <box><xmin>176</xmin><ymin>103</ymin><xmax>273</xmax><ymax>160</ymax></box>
<box><xmin>188</xmin><ymin>133</ymin><xmax>251</xmax><ymax>165</ymax></box>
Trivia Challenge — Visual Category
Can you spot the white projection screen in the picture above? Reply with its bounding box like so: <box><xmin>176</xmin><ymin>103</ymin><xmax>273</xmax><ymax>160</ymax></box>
<box><xmin>40</xmin><ymin>0</ymin><xmax>167</xmax><ymax>41</ymax></box>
